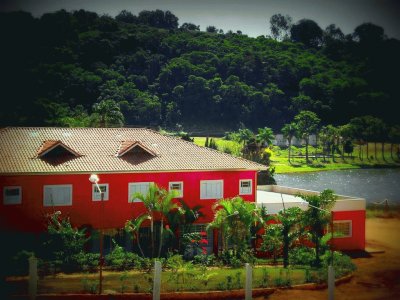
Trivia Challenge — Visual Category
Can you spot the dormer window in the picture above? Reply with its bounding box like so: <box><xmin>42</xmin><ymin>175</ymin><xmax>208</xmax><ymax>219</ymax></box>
<box><xmin>37</xmin><ymin>140</ymin><xmax>80</xmax><ymax>164</ymax></box>
<box><xmin>116</xmin><ymin>141</ymin><xmax>157</xmax><ymax>157</ymax></box>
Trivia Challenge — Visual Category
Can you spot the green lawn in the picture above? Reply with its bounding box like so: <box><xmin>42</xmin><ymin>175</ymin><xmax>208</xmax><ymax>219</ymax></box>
<box><xmin>193</xmin><ymin>137</ymin><xmax>399</xmax><ymax>174</ymax></box>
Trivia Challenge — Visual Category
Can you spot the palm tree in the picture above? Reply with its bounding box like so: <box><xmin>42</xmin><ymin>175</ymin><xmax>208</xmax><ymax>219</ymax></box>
<box><xmin>124</xmin><ymin>214</ymin><xmax>148</xmax><ymax>257</ymax></box>
<box><xmin>132</xmin><ymin>183</ymin><xmax>159</xmax><ymax>258</ymax></box>
<box><xmin>320</xmin><ymin>125</ymin><xmax>339</xmax><ymax>162</ymax></box>
<box><xmin>237</xmin><ymin>128</ymin><xmax>254</xmax><ymax>146</ymax></box>
<box><xmin>297</xmin><ymin>189</ymin><xmax>337</xmax><ymax>267</ymax></box>
<box><xmin>281</xmin><ymin>123</ymin><xmax>298</xmax><ymax>163</ymax></box>
<box><xmin>167</xmin><ymin>199</ymin><xmax>204</xmax><ymax>253</ymax></box>
<box><xmin>156</xmin><ymin>188</ymin><xmax>179</xmax><ymax>257</ymax></box>
<box><xmin>132</xmin><ymin>183</ymin><xmax>180</xmax><ymax>258</ymax></box>
<box><xmin>208</xmin><ymin>197</ymin><xmax>263</xmax><ymax>256</ymax></box>
<box><xmin>256</xmin><ymin>127</ymin><xmax>275</xmax><ymax>148</ymax></box>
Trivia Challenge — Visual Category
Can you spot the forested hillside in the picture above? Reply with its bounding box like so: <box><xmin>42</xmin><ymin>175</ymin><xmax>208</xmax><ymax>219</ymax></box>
<box><xmin>1</xmin><ymin>9</ymin><xmax>399</xmax><ymax>131</ymax></box>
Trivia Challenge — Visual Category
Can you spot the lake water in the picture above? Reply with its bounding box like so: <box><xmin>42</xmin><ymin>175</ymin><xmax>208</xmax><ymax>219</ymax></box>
<box><xmin>275</xmin><ymin>168</ymin><xmax>400</xmax><ymax>204</ymax></box>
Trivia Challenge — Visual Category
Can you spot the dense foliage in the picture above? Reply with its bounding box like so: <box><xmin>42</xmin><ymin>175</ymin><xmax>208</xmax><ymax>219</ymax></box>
<box><xmin>1</xmin><ymin>9</ymin><xmax>399</xmax><ymax>130</ymax></box>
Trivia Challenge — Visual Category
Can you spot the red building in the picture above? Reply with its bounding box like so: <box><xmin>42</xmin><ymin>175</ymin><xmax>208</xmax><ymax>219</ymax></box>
<box><xmin>0</xmin><ymin>127</ymin><xmax>365</xmax><ymax>253</ymax></box>
<box><xmin>0</xmin><ymin>127</ymin><xmax>267</xmax><ymax>254</ymax></box>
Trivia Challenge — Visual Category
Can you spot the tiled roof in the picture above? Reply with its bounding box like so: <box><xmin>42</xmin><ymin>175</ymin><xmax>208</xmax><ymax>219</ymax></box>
<box><xmin>0</xmin><ymin>127</ymin><xmax>268</xmax><ymax>174</ymax></box>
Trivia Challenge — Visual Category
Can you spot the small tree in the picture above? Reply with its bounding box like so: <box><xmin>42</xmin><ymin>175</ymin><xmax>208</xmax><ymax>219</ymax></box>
<box><xmin>297</xmin><ymin>190</ymin><xmax>337</xmax><ymax>267</ymax></box>
<box><xmin>277</xmin><ymin>207</ymin><xmax>303</xmax><ymax>268</ymax></box>
<box><xmin>261</xmin><ymin>223</ymin><xmax>283</xmax><ymax>264</ymax></box>
<box><xmin>43</xmin><ymin>211</ymin><xmax>88</xmax><ymax>271</ymax></box>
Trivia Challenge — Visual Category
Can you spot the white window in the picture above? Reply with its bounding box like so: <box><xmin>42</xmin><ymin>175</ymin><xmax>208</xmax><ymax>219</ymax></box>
<box><xmin>129</xmin><ymin>182</ymin><xmax>152</xmax><ymax>202</ymax></box>
<box><xmin>200</xmin><ymin>180</ymin><xmax>223</xmax><ymax>200</ymax></box>
<box><xmin>169</xmin><ymin>181</ymin><xmax>183</xmax><ymax>198</ymax></box>
<box><xmin>43</xmin><ymin>185</ymin><xmax>72</xmax><ymax>206</ymax></box>
<box><xmin>92</xmin><ymin>184</ymin><xmax>109</xmax><ymax>201</ymax></box>
<box><xmin>239</xmin><ymin>179</ymin><xmax>252</xmax><ymax>195</ymax></box>
<box><xmin>3</xmin><ymin>186</ymin><xmax>22</xmax><ymax>205</ymax></box>
<box><xmin>332</xmin><ymin>220</ymin><xmax>352</xmax><ymax>238</ymax></box>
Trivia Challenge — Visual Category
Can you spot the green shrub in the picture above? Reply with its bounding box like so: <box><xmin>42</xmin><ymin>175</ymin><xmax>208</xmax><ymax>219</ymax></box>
<box><xmin>193</xmin><ymin>254</ymin><xmax>216</xmax><ymax>266</ymax></box>
<box><xmin>321</xmin><ymin>251</ymin><xmax>356</xmax><ymax>278</ymax></box>
<box><xmin>289</xmin><ymin>246</ymin><xmax>315</xmax><ymax>266</ymax></box>
<box><xmin>73</xmin><ymin>252</ymin><xmax>100</xmax><ymax>272</ymax></box>
<box><xmin>105</xmin><ymin>239</ymin><xmax>138</xmax><ymax>271</ymax></box>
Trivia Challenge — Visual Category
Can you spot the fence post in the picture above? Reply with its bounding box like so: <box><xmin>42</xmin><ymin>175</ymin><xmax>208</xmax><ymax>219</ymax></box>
<box><xmin>153</xmin><ymin>260</ymin><xmax>161</xmax><ymax>300</ymax></box>
<box><xmin>245</xmin><ymin>263</ymin><xmax>252</xmax><ymax>300</ymax></box>
<box><xmin>29</xmin><ymin>255</ymin><xmax>38</xmax><ymax>300</ymax></box>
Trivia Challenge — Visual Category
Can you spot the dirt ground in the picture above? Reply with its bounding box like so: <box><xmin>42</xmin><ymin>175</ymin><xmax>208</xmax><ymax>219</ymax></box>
<box><xmin>264</xmin><ymin>217</ymin><xmax>400</xmax><ymax>300</ymax></box>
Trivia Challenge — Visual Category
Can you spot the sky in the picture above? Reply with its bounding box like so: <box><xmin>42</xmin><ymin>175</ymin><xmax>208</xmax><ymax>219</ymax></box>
<box><xmin>1</xmin><ymin>0</ymin><xmax>400</xmax><ymax>39</ymax></box>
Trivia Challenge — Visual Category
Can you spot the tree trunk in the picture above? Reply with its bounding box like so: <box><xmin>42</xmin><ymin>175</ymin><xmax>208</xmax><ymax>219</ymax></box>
<box><xmin>135</xmin><ymin>232</ymin><xmax>145</xmax><ymax>257</ymax></box>
<box><xmin>151</xmin><ymin>218</ymin><xmax>154</xmax><ymax>258</ymax></box>
<box><xmin>305</xmin><ymin>138</ymin><xmax>310</xmax><ymax>163</ymax></box>
<box><xmin>283</xmin><ymin>230</ymin><xmax>289</xmax><ymax>268</ymax></box>
<box><xmin>390</xmin><ymin>143</ymin><xmax>394</xmax><ymax>161</ymax></box>
<box><xmin>158</xmin><ymin>219</ymin><xmax>164</xmax><ymax>258</ymax></box>
<box><xmin>288</xmin><ymin>139</ymin><xmax>292</xmax><ymax>163</ymax></box>
<box><xmin>315</xmin><ymin>237</ymin><xmax>320</xmax><ymax>267</ymax></box>
<box><xmin>359</xmin><ymin>144</ymin><xmax>362</xmax><ymax>161</ymax></box>
<box><xmin>366</xmin><ymin>142</ymin><xmax>370</xmax><ymax>161</ymax></box>
<box><xmin>374</xmin><ymin>142</ymin><xmax>378</xmax><ymax>160</ymax></box>
<box><xmin>382</xmin><ymin>142</ymin><xmax>386</xmax><ymax>162</ymax></box>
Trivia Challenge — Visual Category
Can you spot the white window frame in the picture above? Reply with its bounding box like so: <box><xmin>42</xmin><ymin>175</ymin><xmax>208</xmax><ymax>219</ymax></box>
<box><xmin>43</xmin><ymin>184</ymin><xmax>72</xmax><ymax>206</ymax></box>
<box><xmin>128</xmin><ymin>182</ymin><xmax>152</xmax><ymax>202</ymax></box>
<box><xmin>239</xmin><ymin>179</ymin><xmax>252</xmax><ymax>195</ymax></box>
<box><xmin>169</xmin><ymin>181</ymin><xmax>183</xmax><ymax>198</ymax></box>
<box><xmin>92</xmin><ymin>183</ymin><xmax>109</xmax><ymax>201</ymax></box>
<box><xmin>200</xmin><ymin>180</ymin><xmax>223</xmax><ymax>200</ymax></box>
<box><xmin>332</xmin><ymin>220</ymin><xmax>352</xmax><ymax>238</ymax></box>
<box><xmin>3</xmin><ymin>186</ymin><xmax>22</xmax><ymax>205</ymax></box>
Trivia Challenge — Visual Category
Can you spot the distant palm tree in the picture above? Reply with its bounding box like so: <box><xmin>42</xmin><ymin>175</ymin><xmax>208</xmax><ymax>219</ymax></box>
<box><xmin>256</xmin><ymin>127</ymin><xmax>275</xmax><ymax>148</ymax></box>
<box><xmin>237</xmin><ymin>128</ymin><xmax>254</xmax><ymax>146</ymax></box>
<box><xmin>281</xmin><ymin>123</ymin><xmax>298</xmax><ymax>163</ymax></box>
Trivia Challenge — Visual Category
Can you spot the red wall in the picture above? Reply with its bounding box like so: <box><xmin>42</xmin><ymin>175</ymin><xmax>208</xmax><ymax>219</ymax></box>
<box><xmin>332</xmin><ymin>210</ymin><xmax>365</xmax><ymax>250</ymax></box>
<box><xmin>0</xmin><ymin>170</ymin><xmax>257</xmax><ymax>232</ymax></box>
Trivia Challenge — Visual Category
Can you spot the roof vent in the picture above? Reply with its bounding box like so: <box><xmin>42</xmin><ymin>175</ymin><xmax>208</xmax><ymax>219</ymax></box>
<box><xmin>116</xmin><ymin>141</ymin><xmax>157</xmax><ymax>157</ymax></box>
<box><xmin>37</xmin><ymin>140</ymin><xmax>80</xmax><ymax>159</ymax></box>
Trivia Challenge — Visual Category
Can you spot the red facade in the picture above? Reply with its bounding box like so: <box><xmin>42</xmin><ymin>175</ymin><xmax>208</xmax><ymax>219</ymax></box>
<box><xmin>0</xmin><ymin>170</ymin><xmax>257</xmax><ymax>232</ymax></box>
<box><xmin>332</xmin><ymin>210</ymin><xmax>365</xmax><ymax>250</ymax></box>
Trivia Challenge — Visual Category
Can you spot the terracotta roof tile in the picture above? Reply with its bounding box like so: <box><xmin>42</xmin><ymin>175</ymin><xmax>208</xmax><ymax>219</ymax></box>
<box><xmin>0</xmin><ymin>127</ymin><xmax>268</xmax><ymax>174</ymax></box>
